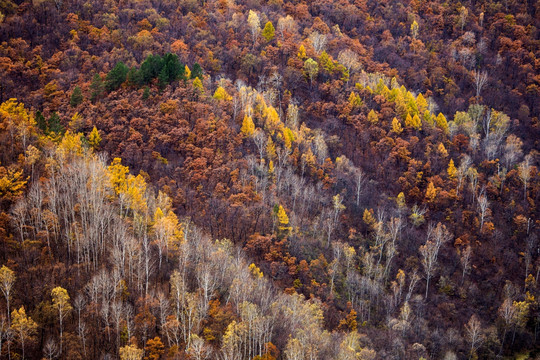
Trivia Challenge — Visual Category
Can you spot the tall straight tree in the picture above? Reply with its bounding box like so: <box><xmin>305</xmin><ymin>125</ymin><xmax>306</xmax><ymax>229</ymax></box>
<box><xmin>51</xmin><ymin>287</ymin><xmax>72</xmax><ymax>354</ymax></box>
<box><xmin>0</xmin><ymin>266</ymin><xmax>15</xmax><ymax>324</ymax></box>
<box><xmin>420</xmin><ymin>223</ymin><xmax>452</xmax><ymax>299</ymax></box>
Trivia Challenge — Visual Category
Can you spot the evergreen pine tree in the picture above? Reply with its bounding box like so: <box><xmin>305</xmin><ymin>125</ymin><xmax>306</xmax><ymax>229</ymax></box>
<box><xmin>90</xmin><ymin>73</ymin><xmax>104</xmax><ymax>102</ymax></box>
<box><xmin>69</xmin><ymin>86</ymin><xmax>83</xmax><ymax>107</ymax></box>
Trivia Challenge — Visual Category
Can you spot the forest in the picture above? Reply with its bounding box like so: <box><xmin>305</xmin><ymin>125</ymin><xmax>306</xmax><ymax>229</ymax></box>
<box><xmin>0</xmin><ymin>0</ymin><xmax>538</xmax><ymax>359</ymax></box>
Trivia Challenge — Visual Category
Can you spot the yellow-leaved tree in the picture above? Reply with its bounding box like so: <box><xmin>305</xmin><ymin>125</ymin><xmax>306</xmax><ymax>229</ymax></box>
<box><xmin>396</xmin><ymin>192</ymin><xmax>406</xmax><ymax>210</ymax></box>
<box><xmin>265</xmin><ymin>106</ymin><xmax>280</xmax><ymax>133</ymax></box>
<box><xmin>0</xmin><ymin>165</ymin><xmax>27</xmax><ymax>202</ymax></box>
<box><xmin>266</xmin><ymin>136</ymin><xmax>277</xmax><ymax>160</ymax></box>
<box><xmin>241</xmin><ymin>115</ymin><xmax>255</xmax><ymax>136</ymax></box>
<box><xmin>447</xmin><ymin>159</ymin><xmax>457</xmax><ymax>178</ymax></box>
<box><xmin>125</xmin><ymin>174</ymin><xmax>148</xmax><ymax>215</ymax></box>
<box><xmin>153</xmin><ymin>208</ymin><xmax>183</xmax><ymax>267</ymax></box>
<box><xmin>436</xmin><ymin>113</ymin><xmax>448</xmax><ymax>133</ymax></box>
<box><xmin>120</xmin><ymin>343</ymin><xmax>144</xmax><ymax>360</ymax></box>
<box><xmin>248</xmin><ymin>263</ymin><xmax>264</xmax><ymax>278</ymax></box>
<box><xmin>11</xmin><ymin>306</ymin><xmax>37</xmax><ymax>360</ymax></box>
<box><xmin>0</xmin><ymin>265</ymin><xmax>15</xmax><ymax>322</ymax></box>
<box><xmin>417</xmin><ymin>93</ymin><xmax>428</xmax><ymax>113</ymax></box>
<box><xmin>425</xmin><ymin>181</ymin><xmax>437</xmax><ymax>202</ymax></box>
<box><xmin>410</xmin><ymin>20</ymin><xmax>419</xmax><ymax>39</ymax></box>
<box><xmin>87</xmin><ymin>126</ymin><xmax>102</xmax><ymax>152</ymax></box>
<box><xmin>261</xmin><ymin>21</ymin><xmax>275</xmax><ymax>42</ymax></box>
<box><xmin>0</xmin><ymin>98</ymin><xmax>36</xmax><ymax>151</ymax></box>
<box><xmin>363</xmin><ymin>208</ymin><xmax>376</xmax><ymax>229</ymax></box>
<box><xmin>437</xmin><ymin>143</ymin><xmax>448</xmax><ymax>157</ymax></box>
<box><xmin>282</xmin><ymin>127</ymin><xmax>295</xmax><ymax>149</ymax></box>
<box><xmin>277</xmin><ymin>205</ymin><xmax>292</xmax><ymax>235</ymax></box>
<box><xmin>193</xmin><ymin>77</ymin><xmax>204</xmax><ymax>92</ymax></box>
<box><xmin>51</xmin><ymin>286</ymin><xmax>72</xmax><ymax>353</ymax></box>
<box><xmin>297</xmin><ymin>44</ymin><xmax>307</xmax><ymax>59</ymax></box>
<box><xmin>391</xmin><ymin>117</ymin><xmax>403</xmax><ymax>134</ymax></box>
<box><xmin>213</xmin><ymin>86</ymin><xmax>232</xmax><ymax>101</ymax></box>
<box><xmin>404</xmin><ymin>112</ymin><xmax>421</xmax><ymax>130</ymax></box>
<box><xmin>367</xmin><ymin>109</ymin><xmax>378</xmax><ymax>124</ymax></box>
<box><xmin>108</xmin><ymin>158</ymin><xmax>129</xmax><ymax>196</ymax></box>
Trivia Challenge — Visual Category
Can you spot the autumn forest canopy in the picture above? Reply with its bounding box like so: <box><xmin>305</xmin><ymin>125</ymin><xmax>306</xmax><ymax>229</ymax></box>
<box><xmin>0</xmin><ymin>0</ymin><xmax>538</xmax><ymax>359</ymax></box>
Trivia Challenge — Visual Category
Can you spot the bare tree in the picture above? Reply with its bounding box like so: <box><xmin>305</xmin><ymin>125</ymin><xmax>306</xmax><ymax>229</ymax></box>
<box><xmin>498</xmin><ymin>297</ymin><xmax>517</xmax><ymax>354</ymax></box>
<box><xmin>337</xmin><ymin>49</ymin><xmax>361</xmax><ymax>84</ymax></box>
<box><xmin>477</xmin><ymin>190</ymin><xmax>489</xmax><ymax>229</ymax></box>
<box><xmin>354</xmin><ymin>169</ymin><xmax>366</xmax><ymax>207</ymax></box>
<box><xmin>308</xmin><ymin>31</ymin><xmax>327</xmax><ymax>54</ymax></box>
<box><xmin>420</xmin><ymin>223</ymin><xmax>452</xmax><ymax>299</ymax></box>
<box><xmin>78</xmin><ymin>321</ymin><xmax>87</xmax><ymax>358</ymax></box>
<box><xmin>502</xmin><ymin>135</ymin><xmax>523</xmax><ymax>169</ymax></box>
<box><xmin>468</xmin><ymin>168</ymin><xmax>479</xmax><ymax>204</ymax></box>
<box><xmin>253</xmin><ymin>130</ymin><xmax>267</xmax><ymax>162</ymax></box>
<box><xmin>460</xmin><ymin>246</ymin><xmax>472</xmax><ymax>285</ymax></box>
<box><xmin>465</xmin><ymin>314</ymin><xmax>483</xmax><ymax>360</ymax></box>
<box><xmin>384</xmin><ymin>217</ymin><xmax>402</xmax><ymax>278</ymax></box>
<box><xmin>456</xmin><ymin>156</ymin><xmax>472</xmax><ymax>196</ymax></box>
<box><xmin>473</xmin><ymin>69</ymin><xmax>488</xmax><ymax>98</ymax></box>
<box><xmin>187</xmin><ymin>334</ymin><xmax>210</xmax><ymax>360</ymax></box>
<box><xmin>0</xmin><ymin>316</ymin><xmax>7</xmax><ymax>357</ymax></box>
<box><xmin>43</xmin><ymin>338</ymin><xmax>59</xmax><ymax>360</ymax></box>
<box><xmin>518</xmin><ymin>154</ymin><xmax>532</xmax><ymax>201</ymax></box>
<box><xmin>277</xmin><ymin>15</ymin><xmax>297</xmax><ymax>40</ymax></box>
<box><xmin>286</xmin><ymin>103</ymin><xmax>299</xmax><ymax>129</ymax></box>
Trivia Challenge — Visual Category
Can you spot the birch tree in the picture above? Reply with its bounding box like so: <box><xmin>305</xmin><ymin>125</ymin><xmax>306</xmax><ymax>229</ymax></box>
<box><xmin>51</xmin><ymin>286</ymin><xmax>72</xmax><ymax>354</ymax></box>
<box><xmin>420</xmin><ymin>223</ymin><xmax>452</xmax><ymax>299</ymax></box>
<box><xmin>0</xmin><ymin>266</ymin><xmax>15</xmax><ymax>323</ymax></box>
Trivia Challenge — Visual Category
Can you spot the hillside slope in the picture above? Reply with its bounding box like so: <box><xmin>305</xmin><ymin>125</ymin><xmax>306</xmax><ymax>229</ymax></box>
<box><xmin>0</xmin><ymin>0</ymin><xmax>538</xmax><ymax>359</ymax></box>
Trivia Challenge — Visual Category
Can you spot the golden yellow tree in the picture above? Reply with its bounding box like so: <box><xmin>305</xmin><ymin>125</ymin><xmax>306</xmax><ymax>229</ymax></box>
<box><xmin>213</xmin><ymin>86</ymin><xmax>232</xmax><ymax>101</ymax></box>
<box><xmin>417</xmin><ymin>93</ymin><xmax>428</xmax><ymax>113</ymax></box>
<box><xmin>248</xmin><ymin>263</ymin><xmax>264</xmax><ymax>278</ymax></box>
<box><xmin>348</xmin><ymin>92</ymin><xmax>362</xmax><ymax>108</ymax></box>
<box><xmin>437</xmin><ymin>143</ymin><xmax>448</xmax><ymax>157</ymax></box>
<box><xmin>412</xmin><ymin>114</ymin><xmax>422</xmax><ymax>130</ymax></box>
<box><xmin>241</xmin><ymin>115</ymin><xmax>255</xmax><ymax>136</ymax></box>
<box><xmin>282</xmin><ymin>127</ymin><xmax>295</xmax><ymax>149</ymax></box>
<box><xmin>193</xmin><ymin>77</ymin><xmax>204</xmax><ymax>92</ymax></box>
<box><xmin>108</xmin><ymin>157</ymin><xmax>129</xmax><ymax>195</ymax></box>
<box><xmin>447</xmin><ymin>159</ymin><xmax>457</xmax><ymax>178</ymax></box>
<box><xmin>425</xmin><ymin>182</ymin><xmax>437</xmax><ymax>202</ymax></box>
<box><xmin>266</xmin><ymin>136</ymin><xmax>277</xmax><ymax>160</ymax></box>
<box><xmin>391</xmin><ymin>117</ymin><xmax>403</xmax><ymax>134</ymax></box>
<box><xmin>87</xmin><ymin>126</ymin><xmax>102</xmax><ymax>152</ymax></box>
<box><xmin>363</xmin><ymin>208</ymin><xmax>376</xmax><ymax>228</ymax></box>
<box><xmin>396</xmin><ymin>192</ymin><xmax>406</xmax><ymax>209</ymax></box>
<box><xmin>367</xmin><ymin>109</ymin><xmax>378</xmax><ymax>124</ymax></box>
<box><xmin>125</xmin><ymin>174</ymin><xmax>148</xmax><ymax>215</ymax></box>
<box><xmin>11</xmin><ymin>306</ymin><xmax>37</xmax><ymax>360</ymax></box>
<box><xmin>277</xmin><ymin>205</ymin><xmax>292</xmax><ymax>234</ymax></box>
<box><xmin>410</xmin><ymin>20</ymin><xmax>419</xmax><ymax>39</ymax></box>
<box><xmin>51</xmin><ymin>286</ymin><xmax>72</xmax><ymax>353</ymax></box>
<box><xmin>297</xmin><ymin>44</ymin><xmax>307</xmax><ymax>59</ymax></box>
<box><xmin>0</xmin><ymin>165</ymin><xmax>27</xmax><ymax>202</ymax></box>
<box><xmin>404</xmin><ymin>113</ymin><xmax>414</xmax><ymax>128</ymax></box>
<box><xmin>436</xmin><ymin>113</ymin><xmax>448</xmax><ymax>133</ymax></box>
